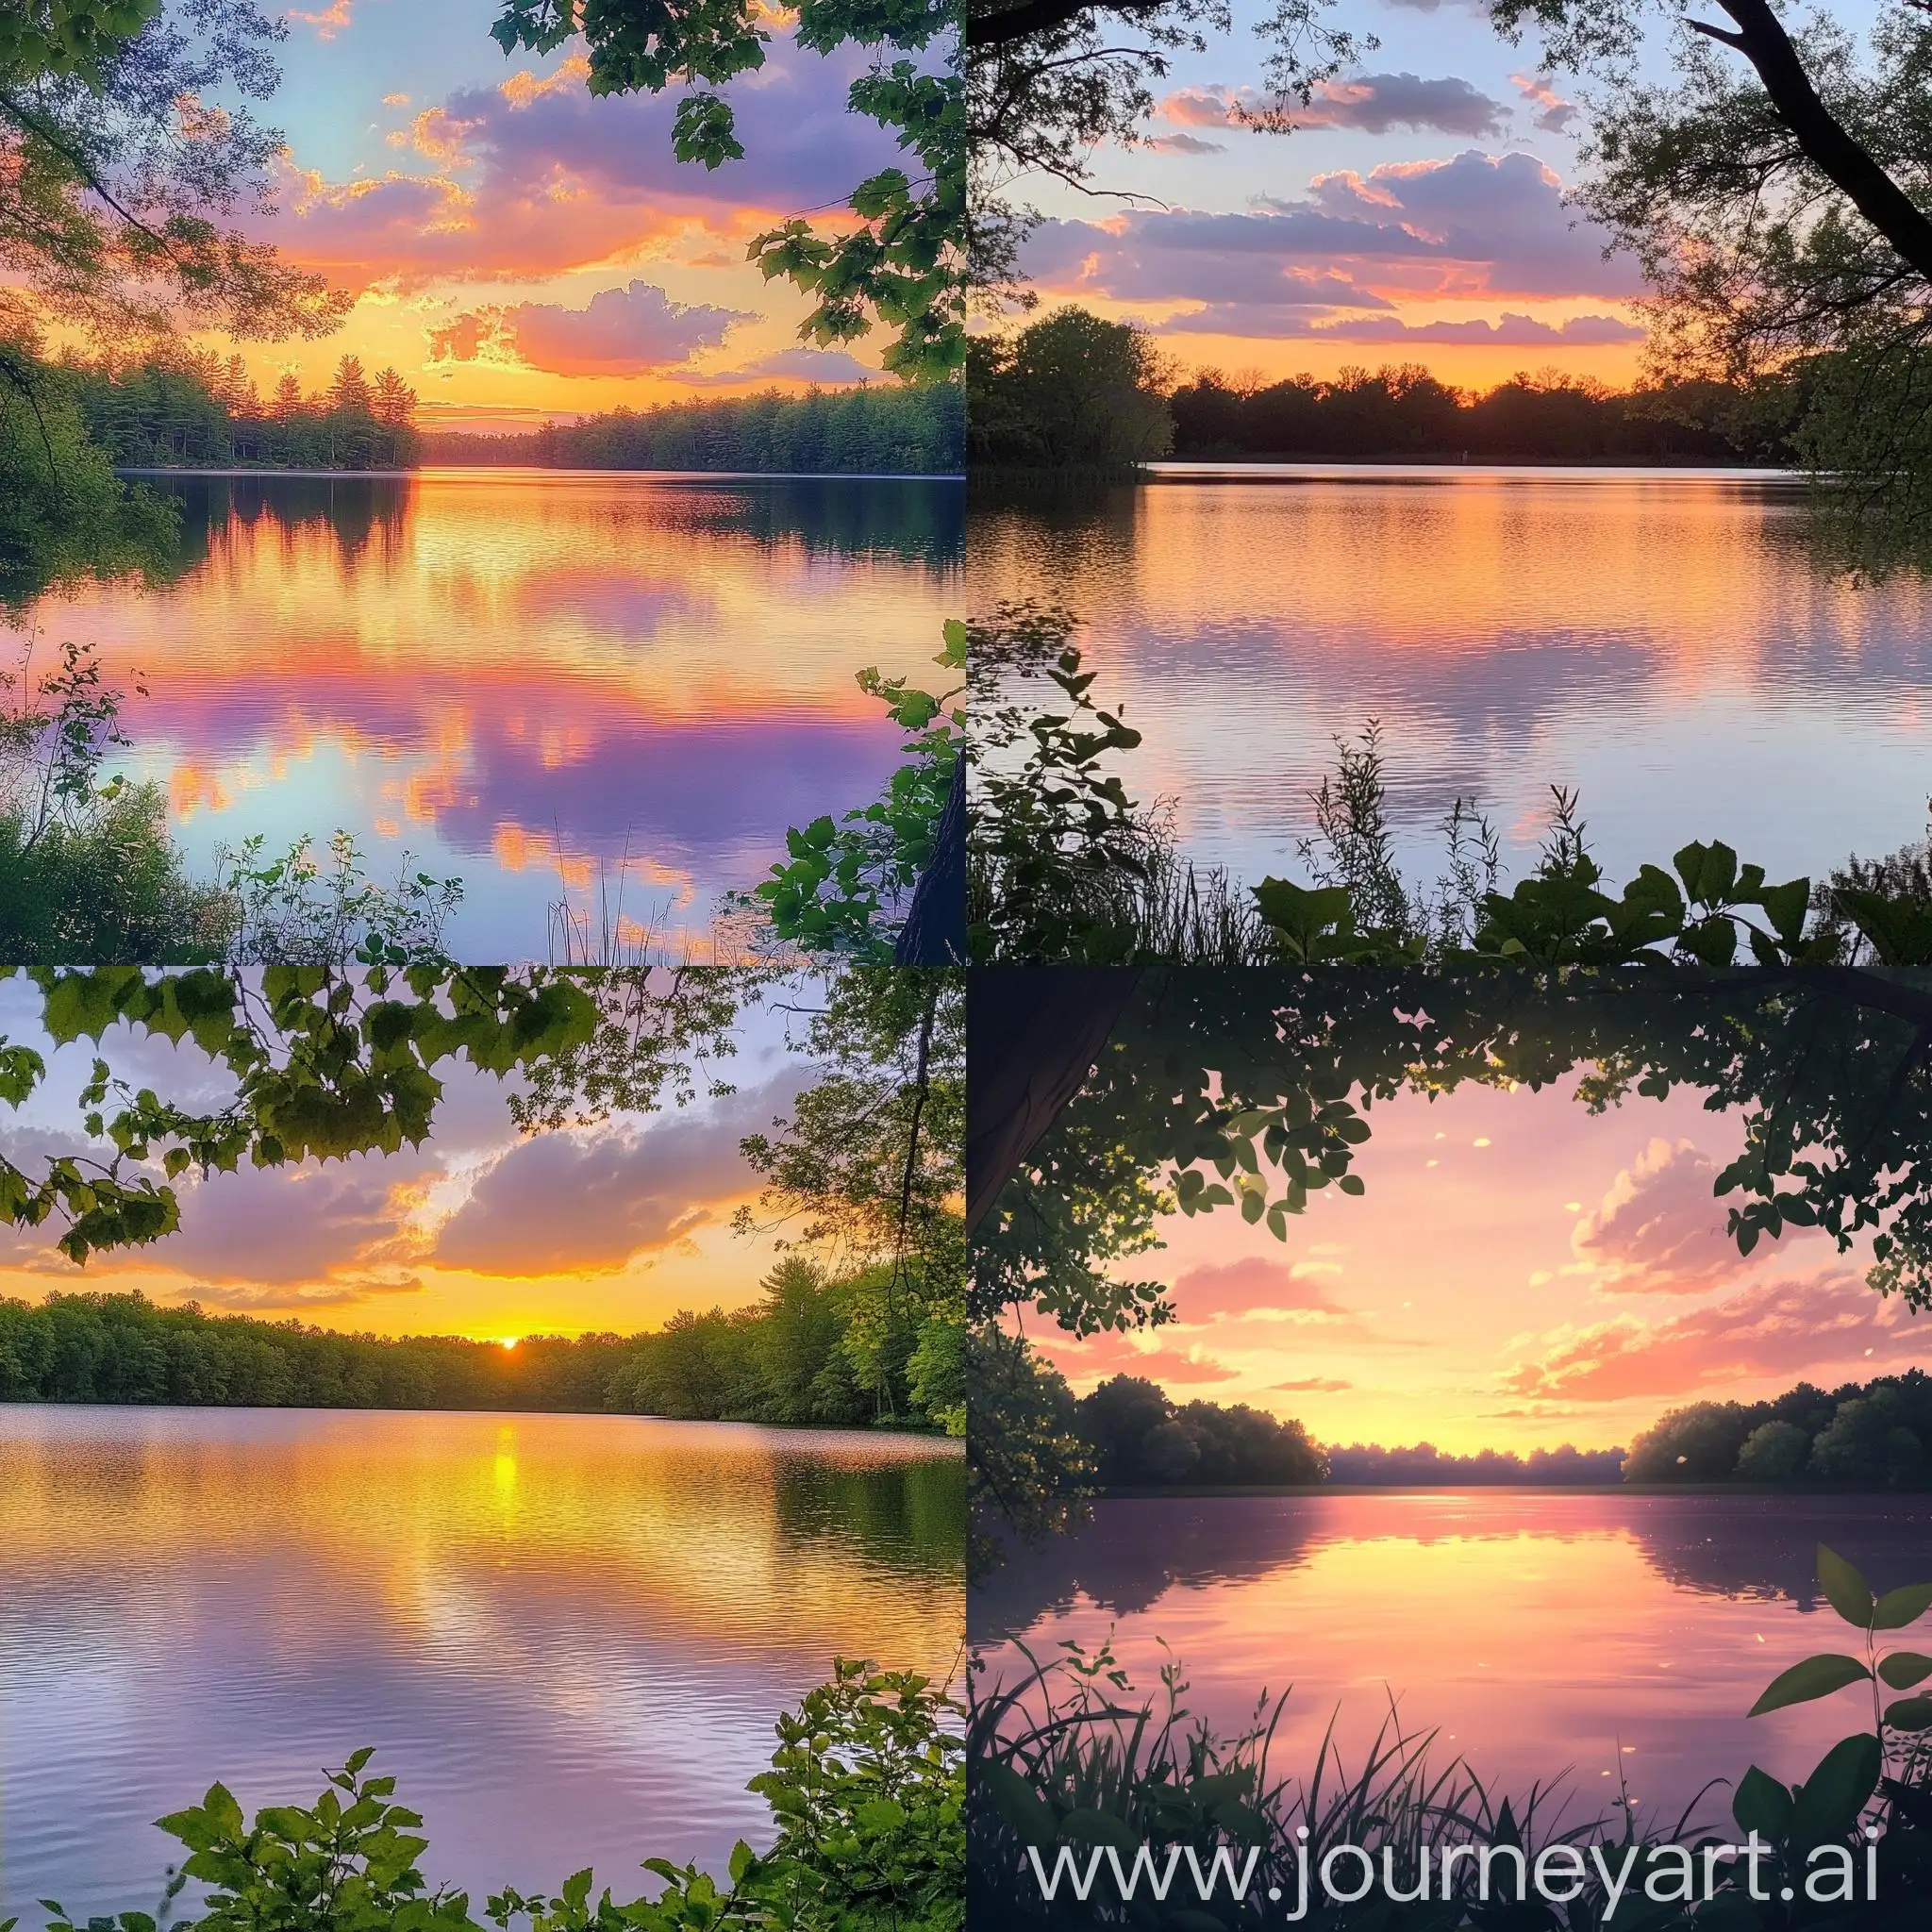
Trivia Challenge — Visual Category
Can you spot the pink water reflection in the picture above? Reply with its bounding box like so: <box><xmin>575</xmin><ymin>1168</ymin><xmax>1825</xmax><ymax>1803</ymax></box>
<box><xmin>975</xmin><ymin>1491</ymin><xmax>1932</xmax><ymax>1831</ymax></box>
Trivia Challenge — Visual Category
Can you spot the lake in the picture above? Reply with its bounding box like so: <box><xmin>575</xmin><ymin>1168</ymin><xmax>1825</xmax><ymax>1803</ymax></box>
<box><xmin>972</xmin><ymin>1491</ymin><xmax>1932</xmax><ymax>1831</ymax></box>
<box><xmin>18</xmin><ymin>472</ymin><xmax>962</xmax><ymax>961</ymax></box>
<box><xmin>971</xmin><ymin>469</ymin><xmax>1932</xmax><ymax>896</ymax></box>
<box><xmin>0</xmin><ymin>1407</ymin><xmax>964</xmax><ymax>1916</ymax></box>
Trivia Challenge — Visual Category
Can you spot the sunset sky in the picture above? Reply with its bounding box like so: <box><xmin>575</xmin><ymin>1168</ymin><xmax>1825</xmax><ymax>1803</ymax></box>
<box><xmin>1007</xmin><ymin>0</ymin><xmax>1889</xmax><ymax>391</ymax></box>
<box><xmin>192</xmin><ymin>0</ymin><xmax>917</xmax><ymax>431</ymax></box>
<box><xmin>1029</xmin><ymin>1074</ymin><xmax>1932</xmax><ymax>1456</ymax></box>
<box><xmin>0</xmin><ymin>977</ymin><xmax>817</xmax><ymax>1341</ymax></box>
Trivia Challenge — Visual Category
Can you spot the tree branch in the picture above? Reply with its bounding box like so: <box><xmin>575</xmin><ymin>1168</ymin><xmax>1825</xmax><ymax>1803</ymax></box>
<box><xmin>967</xmin><ymin>0</ymin><xmax>1176</xmax><ymax>52</ymax></box>
<box><xmin>1707</xmin><ymin>0</ymin><xmax>1932</xmax><ymax>285</ymax></box>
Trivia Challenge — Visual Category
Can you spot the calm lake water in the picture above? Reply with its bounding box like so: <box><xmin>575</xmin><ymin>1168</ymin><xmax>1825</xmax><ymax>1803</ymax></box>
<box><xmin>973</xmin><ymin>1491</ymin><xmax>1932</xmax><ymax>1830</ymax></box>
<box><xmin>0</xmin><ymin>1407</ymin><xmax>964</xmax><ymax>1915</ymax></box>
<box><xmin>972</xmin><ymin>469</ymin><xmax>1932</xmax><ymax>893</ymax></box>
<box><xmin>21</xmin><ymin>472</ymin><xmax>962</xmax><ymax>960</ymax></box>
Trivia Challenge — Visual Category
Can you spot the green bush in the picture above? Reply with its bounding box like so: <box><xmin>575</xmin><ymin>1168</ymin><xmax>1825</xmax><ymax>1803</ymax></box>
<box><xmin>0</xmin><ymin>779</ymin><xmax>231</xmax><ymax>962</ymax></box>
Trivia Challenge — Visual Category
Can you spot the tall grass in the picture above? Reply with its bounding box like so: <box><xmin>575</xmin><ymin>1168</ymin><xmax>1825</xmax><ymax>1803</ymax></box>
<box><xmin>968</xmin><ymin>1589</ymin><xmax>1932</xmax><ymax>1928</ymax></box>
<box><xmin>970</xmin><ymin>1637</ymin><xmax>1690</xmax><ymax>1929</ymax></box>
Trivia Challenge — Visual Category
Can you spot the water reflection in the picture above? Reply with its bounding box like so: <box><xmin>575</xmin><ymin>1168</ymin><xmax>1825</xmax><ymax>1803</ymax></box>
<box><xmin>25</xmin><ymin>473</ymin><xmax>963</xmax><ymax>960</ymax></box>
<box><xmin>0</xmin><ymin>1407</ymin><xmax>964</xmax><ymax>1915</ymax></box>
<box><xmin>969</xmin><ymin>470</ymin><xmax>1932</xmax><ymax>892</ymax></box>
<box><xmin>974</xmin><ymin>1492</ymin><xmax>1932</xmax><ymax>1824</ymax></box>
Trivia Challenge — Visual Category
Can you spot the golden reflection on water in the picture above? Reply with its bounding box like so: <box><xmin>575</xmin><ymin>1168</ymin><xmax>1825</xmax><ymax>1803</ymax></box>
<box><xmin>969</xmin><ymin>472</ymin><xmax>1932</xmax><ymax>883</ymax></box>
<box><xmin>3</xmin><ymin>1407</ymin><xmax>961</xmax><ymax>1668</ymax></box>
<box><xmin>0</xmin><ymin>1407</ymin><xmax>963</xmax><ymax>1912</ymax></box>
<box><xmin>979</xmin><ymin>1491</ymin><xmax>1932</xmax><ymax>1829</ymax></box>
<box><xmin>976</xmin><ymin>473</ymin><xmax>1926</xmax><ymax>659</ymax></box>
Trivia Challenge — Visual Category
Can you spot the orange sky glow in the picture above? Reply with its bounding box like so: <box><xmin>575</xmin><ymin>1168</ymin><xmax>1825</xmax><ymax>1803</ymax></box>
<box><xmin>107</xmin><ymin>3</ymin><xmax>924</xmax><ymax>432</ymax></box>
<box><xmin>0</xmin><ymin>990</ymin><xmax>818</xmax><ymax>1342</ymax></box>
<box><xmin>1030</xmin><ymin>1077</ymin><xmax>1931</xmax><ymax>1457</ymax></box>
<box><xmin>1006</xmin><ymin>6</ymin><xmax>1678</xmax><ymax>392</ymax></box>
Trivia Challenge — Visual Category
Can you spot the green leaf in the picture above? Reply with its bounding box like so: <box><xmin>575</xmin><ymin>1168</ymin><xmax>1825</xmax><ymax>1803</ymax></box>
<box><xmin>1835</xmin><ymin>887</ymin><xmax>1932</xmax><ymax>966</ymax></box>
<box><xmin>1058</xmin><ymin>1807</ymin><xmax>1139</xmax><ymax>1851</ymax></box>
<box><xmin>1878</xmin><ymin>1651</ymin><xmax>1932</xmax><ymax>1689</ymax></box>
<box><xmin>1748</xmin><ymin>1652</ymin><xmax>1871</xmax><ymax>1716</ymax></box>
<box><xmin>977</xmin><ymin>1762</ymin><xmax>1058</xmax><ymax>1846</ymax></box>
<box><xmin>1757</xmin><ymin>877</ymin><xmax>1810</xmax><ymax>945</ymax></box>
<box><xmin>1732</xmin><ymin>1765</ymin><xmax>1792</xmax><ymax>1840</ymax></box>
<box><xmin>1251</xmin><ymin>878</ymin><xmax>1356</xmax><ymax>958</ymax></box>
<box><xmin>1817</xmin><ymin>1544</ymin><xmax>1874</xmax><ymax>1626</ymax></box>
<box><xmin>1789</xmin><ymin>1732</ymin><xmax>1882</xmax><ymax>1845</ymax></box>
<box><xmin>1674</xmin><ymin>839</ymin><xmax>1738</xmax><ymax>904</ymax></box>
<box><xmin>1873</xmin><ymin>1582</ymin><xmax>1932</xmax><ymax>1630</ymax></box>
<box><xmin>1886</xmin><ymin>1695</ymin><xmax>1932</xmax><ymax>1731</ymax></box>
<box><xmin>671</xmin><ymin>92</ymin><xmax>745</xmax><ymax>168</ymax></box>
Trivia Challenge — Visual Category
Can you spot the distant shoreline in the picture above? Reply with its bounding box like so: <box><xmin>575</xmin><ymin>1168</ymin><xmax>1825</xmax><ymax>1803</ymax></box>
<box><xmin>1097</xmin><ymin>1480</ymin><xmax>1925</xmax><ymax>1497</ymax></box>
<box><xmin>1149</xmin><ymin>456</ymin><xmax>1798</xmax><ymax>473</ymax></box>
<box><xmin>114</xmin><ymin>465</ymin><xmax>967</xmax><ymax>481</ymax></box>
<box><xmin>0</xmin><ymin>1398</ymin><xmax>962</xmax><ymax>1444</ymax></box>
<box><xmin>974</xmin><ymin>459</ymin><xmax>1803</xmax><ymax>484</ymax></box>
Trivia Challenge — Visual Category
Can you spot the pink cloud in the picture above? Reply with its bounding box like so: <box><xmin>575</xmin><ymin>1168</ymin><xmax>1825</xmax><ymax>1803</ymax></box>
<box><xmin>1502</xmin><ymin>1272</ymin><xmax>1931</xmax><ymax>1404</ymax></box>
<box><xmin>1510</xmin><ymin>74</ymin><xmax>1580</xmax><ymax>135</ymax></box>
<box><xmin>1144</xmin><ymin>132</ymin><xmax>1225</xmax><ymax>156</ymax></box>
<box><xmin>389</xmin><ymin>108</ymin><xmax>483</xmax><ymax>168</ymax></box>
<box><xmin>1572</xmin><ymin>1138</ymin><xmax>1756</xmax><ymax>1294</ymax></box>
<box><xmin>1172</xmin><ymin>1255</ymin><xmax>1344</xmax><ymax>1319</ymax></box>
<box><xmin>1036</xmin><ymin>1327</ymin><xmax>1241</xmax><ymax>1388</ymax></box>
<box><xmin>1163</xmin><ymin>75</ymin><xmax>1507</xmax><ymax>141</ymax></box>
<box><xmin>427</xmin><ymin>281</ymin><xmax>756</xmax><ymax>376</ymax></box>
<box><xmin>1160</xmin><ymin>309</ymin><xmax>1643</xmax><ymax>343</ymax></box>
<box><xmin>258</xmin><ymin>44</ymin><xmax>910</xmax><ymax>292</ymax></box>
<box><xmin>1295</xmin><ymin>151</ymin><xmax>1642</xmax><ymax>297</ymax></box>
<box><xmin>1018</xmin><ymin>149</ymin><xmax>1646</xmax><ymax>343</ymax></box>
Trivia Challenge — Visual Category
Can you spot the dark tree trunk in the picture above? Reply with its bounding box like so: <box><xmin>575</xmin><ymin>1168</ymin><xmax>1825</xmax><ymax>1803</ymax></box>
<box><xmin>967</xmin><ymin>967</ymin><xmax>1143</xmax><ymax>1228</ymax></box>
<box><xmin>895</xmin><ymin>756</ymin><xmax>967</xmax><ymax>965</ymax></box>
<box><xmin>967</xmin><ymin>0</ymin><xmax>1171</xmax><ymax>49</ymax></box>
<box><xmin>1700</xmin><ymin>0</ymin><xmax>1932</xmax><ymax>283</ymax></box>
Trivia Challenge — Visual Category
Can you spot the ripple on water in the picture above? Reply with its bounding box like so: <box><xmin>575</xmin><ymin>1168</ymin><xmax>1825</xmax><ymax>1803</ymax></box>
<box><xmin>0</xmin><ymin>1407</ymin><xmax>964</xmax><ymax>1914</ymax></box>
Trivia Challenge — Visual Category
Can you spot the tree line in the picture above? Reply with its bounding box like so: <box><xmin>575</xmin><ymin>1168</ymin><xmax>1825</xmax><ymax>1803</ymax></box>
<box><xmin>0</xmin><ymin>1264</ymin><xmax>960</xmax><ymax>1434</ymax></box>
<box><xmin>1075</xmin><ymin>1374</ymin><xmax>1329</xmax><ymax>1487</ymax></box>
<box><xmin>1324</xmin><ymin>1441</ymin><xmax>1628</xmax><ymax>1485</ymax></box>
<box><xmin>1053</xmin><ymin>1369</ymin><xmax>1932</xmax><ymax>1493</ymax></box>
<box><xmin>1169</xmin><ymin>363</ymin><xmax>1786</xmax><ymax>465</ymax></box>
<box><xmin>425</xmin><ymin>383</ymin><xmax>965</xmax><ymax>475</ymax></box>
<box><xmin>1624</xmin><ymin>1372</ymin><xmax>1932</xmax><ymax>1490</ymax></box>
<box><xmin>68</xmin><ymin>350</ymin><xmax>423</xmax><ymax>470</ymax></box>
<box><xmin>968</xmin><ymin>305</ymin><xmax>1795</xmax><ymax>469</ymax></box>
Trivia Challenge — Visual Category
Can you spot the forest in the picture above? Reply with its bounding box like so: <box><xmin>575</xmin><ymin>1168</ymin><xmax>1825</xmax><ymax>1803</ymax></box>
<box><xmin>1075</xmin><ymin>1373</ymin><xmax>1328</xmax><ymax>1487</ymax></box>
<box><xmin>423</xmin><ymin>382</ymin><xmax>966</xmax><ymax>475</ymax></box>
<box><xmin>69</xmin><ymin>350</ymin><xmax>423</xmax><ymax>470</ymax></box>
<box><xmin>0</xmin><ymin>1261</ymin><xmax>958</xmax><ymax>1434</ymax></box>
<box><xmin>0</xmin><ymin>964</ymin><xmax>966</xmax><ymax>1437</ymax></box>
<box><xmin>1032</xmin><ymin>1369</ymin><xmax>1932</xmax><ymax>1493</ymax></box>
<box><xmin>967</xmin><ymin>305</ymin><xmax>1792</xmax><ymax>468</ymax></box>
<box><xmin>1624</xmin><ymin>1371</ymin><xmax>1932</xmax><ymax>1489</ymax></box>
<box><xmin>1166</xmin><ymin>363</ymin><xmax>1783</xmax><ymax>465</ymax></box>
<box><xmin>1324</xmin><ymin>1441</ymin><xmax>1628</xmax><ymax>1485</ymax></box>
